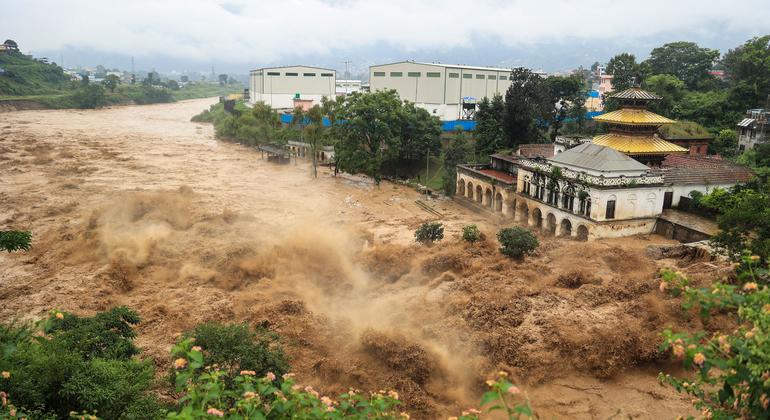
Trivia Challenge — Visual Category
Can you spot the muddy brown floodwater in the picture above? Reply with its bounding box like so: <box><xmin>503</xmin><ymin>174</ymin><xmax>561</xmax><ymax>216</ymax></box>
<box><xmin>1</xmin><ymin>98</ymin><xmax>703</xmax><ymax>418</ymax></box>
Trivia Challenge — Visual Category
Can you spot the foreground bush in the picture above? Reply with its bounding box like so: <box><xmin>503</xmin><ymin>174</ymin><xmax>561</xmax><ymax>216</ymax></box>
<box><xmin>0</xmin><ymin>231</ymin><xmax>31</xmax><ymax>252</ymax></box>
<box><xmin>177</xmin><ymin>322</ymin><xmax>289</xmax><ymax>382</ymax></box>
<box><xmin>168</xmin><ymin>338</ymin><xmax>404</xmax><ymax>419</ymax></box>
<box><xmin>659</xmin><ymin>251</ymin><xmax>770</xmax><ymax>418</ymax></box>
<box><xmin>415</xmin><ymin>222</ymin><xmax>444</xmax><ymax>244</ymax></box>
<box><xmin>0</xmin><ymin>307</ymin><xmax>162</xmax><ymax>419</ymax></box>
<box><xmin>462</xmin><ymin>224</ymin><xmax>483</xmax><ymax>243</ymax></box>
<box><xmin>168</xmin><ymin>339</ymin><xmax>534</xmax><ymax>419</ymax></box>
<box><xmin>497</xmin><ymin>227</ymin><xmax>538</xmax><ymax>258</ymax></box>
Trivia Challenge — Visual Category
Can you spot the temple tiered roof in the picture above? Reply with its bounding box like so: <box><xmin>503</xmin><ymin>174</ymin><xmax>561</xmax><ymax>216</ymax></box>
<box><xmin>593</xmin><ymin>109</ymin><xmax>675</xmax><ymax>125</ymax></box>
<box><xmin>593</xmin><ymin>133</ymin><xmax>687</xmax><ymax>154</ymax></box>
<box><xmin>592</xmin><ymin>86</ymin><xmax>686</xmax><ymax>160</ymax></box>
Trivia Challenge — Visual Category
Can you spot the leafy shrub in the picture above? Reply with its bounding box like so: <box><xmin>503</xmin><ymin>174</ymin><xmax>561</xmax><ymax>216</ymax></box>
<box><xmin>497</xmin><ymin>227</ymin><xmax>538</xmax><ymax>258</ymax></box>
<box><xmin>178</xmin><ymin>323</ymin><xmax>288</xmax><ymax>382</ymax></box>
<box><xmin>0</xmin><ymin>308</ymin><xmax>162</xmax><ymax>419</ymax></box>
<box><xmin>168</xmin><ymin>340</ymin><xmax>534</xmax><ymax>419</ymax></box>
<box><xmin>168</xmin><ymin>338</ymin><xmax>403</xmax><ymax>419</ymax></box>
<box><xmin>0</xmin><ymin>231</ymin><xmax>31</xmax><ymax>252</ymax></box>
<box><xmin>659</xmin><ymin>252</ymin><xmax>770</xmax><ymax>418</ymax></box>
<box><xmin>70</xmin><ymin>84</ymin><xmax>107</xmax><ymax>109</ymax></box>
<box><xmin>131</xmin><ymin>85</ymin><xmax>173</xmax><ymax>105</ymax></box>
<box><xmin>462</xmin><ymin>224</ymin><xmax>483</xmax><ymax>243</ymax></box>
<box><xmin>415</xmin><ymin>222</ymin><xmax>444</xmax><ymax>244</ymax></box>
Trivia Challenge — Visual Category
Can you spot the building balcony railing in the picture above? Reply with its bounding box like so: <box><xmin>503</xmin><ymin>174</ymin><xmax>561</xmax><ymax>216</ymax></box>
<box><xmin>515</xmin><ymin>157</ymin><xmax>664</xmax><ymax>187</ymax></box>
<box><xmin>457</xmin><ymin>164</ymin><xmax>516</xmax><ymax>186</ymax></box>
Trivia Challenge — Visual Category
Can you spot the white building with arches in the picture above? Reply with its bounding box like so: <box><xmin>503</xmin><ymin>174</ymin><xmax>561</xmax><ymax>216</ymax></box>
<box><xmin>457</xmin><ymin>142</ymin><xmax>754</xmax><ymax>240</ymax></box>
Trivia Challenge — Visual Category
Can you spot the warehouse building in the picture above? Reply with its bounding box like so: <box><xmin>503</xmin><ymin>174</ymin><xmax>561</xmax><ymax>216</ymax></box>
<box><xmin>249</xmin><ymin>65</ymin><xmax>336</xmax><ymax>110</ymax></box>
<box><xmin>368</xmin><ymin>61</ymin><xmax>517</xmax><ymax>120</ymax></box>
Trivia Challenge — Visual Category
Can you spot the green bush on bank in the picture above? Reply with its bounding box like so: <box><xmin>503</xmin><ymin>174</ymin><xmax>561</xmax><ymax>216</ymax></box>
<box><xmin>0</xmin><ymin>308</ymin><xmax>163</xmax><ymax>419</ymax></box>
<box><xmin>415</xmin><ymin>222</ymin><xmax>444</xmax><ymax>244</ymax></box>
<box><xmin>497</xmin><ymin>227</ymin><xmax>538</xmax><ymax>258</ymax></box>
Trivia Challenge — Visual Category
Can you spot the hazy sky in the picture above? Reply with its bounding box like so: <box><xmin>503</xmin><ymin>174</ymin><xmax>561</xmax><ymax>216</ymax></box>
<box><xmin>3</xmin><ymin>0</ymin><xmax>770</xmax><ymax>74</ymax></box>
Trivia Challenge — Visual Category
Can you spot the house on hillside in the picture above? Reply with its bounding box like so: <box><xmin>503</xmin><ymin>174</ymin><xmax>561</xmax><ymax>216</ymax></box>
<box><xmin>738</xmin><ymin>109</ymin><xmax>769</xmax><ymax>151</ymax></box>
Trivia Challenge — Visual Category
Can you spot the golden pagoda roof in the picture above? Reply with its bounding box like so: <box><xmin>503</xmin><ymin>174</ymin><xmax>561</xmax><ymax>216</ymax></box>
<box><xmin>608</xmin><ymin>87</ymin><xmax>662</xmax><ymax>101</ymax></box>
<box><xmin>593</xmin><ymin>108</ymin><xmax>675</xmax><ymax>125</ymax></box>
<box><xmin>593</xmin><ymin>133</ymin><xmax>688</xmax><ymax>155</ymax></box>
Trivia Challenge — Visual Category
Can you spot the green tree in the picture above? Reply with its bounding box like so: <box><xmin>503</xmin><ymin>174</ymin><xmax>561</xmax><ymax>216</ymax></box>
<box><xmin>70</xmin><ymin>84</ymin><xmax>107</xmax><ymax>109</ymax></box>
<box><xmin>642</xmin><ymin>74</ymin><xmax>686</xmax><ymax>116</ymax></box>
<box><xmin>722</xmin><ymin>35</ymin><xmax>770</xmax><ymax>107</ymax></box>
<box><xmin>543</xmin><ymin>74</ymin><xmax>585</xmax><ymax>139</ymax></box>
<box><xmin>414</xmin><ymin>222</ymin><xmax>444</xmax><ymax>244</ymax></box>
<box><xmin>462</xmin><ymin>224</ymin><xmax>483</xmax><ymax>243</ymax></box>
<box><xmin>700</xmin><ymin>182</ymin><xmax>769</xmax><ymax>261</ymax></box>
<box><xmin>0</xmin><ymin>231</ymin><xmax>31</xmax><ymax>252</ymax></box>
<box><xmin>710</xmin><ymin>129</ymin><xmax>739</xmax><ymax>156</ymax></box>
<box><xmin>335</xmin><ymin>90</ymin><xmax>403</xmax><ymax>184</ymax></box>
<box><xmin>497</xmin><ymin>227</ymin><xmax>539</xmax><ymax>258</ymax></box>
<box><xmin>503</xmin><ymin>67</ymin><xmax>547</xmax><ymax>148</ymax></box>
<box><xmin>397</xmin><ymin>101</ymin><xmax>442</xmax><ymax>163</ymax></box>
<box><xmin>304</xmin><ymin>104</ymin><xmax>325</xmax><ymax>178</ymax></box>
<box><xmin>475</xmin><ymin>94</ymin><xmax>505</xmax><ymax>157</ymax></box>
<box><xmin>606</xmin><ymin>53</ymin><xmax>645</xmax><ymax>91</ymax></box>
<box><xmin>102</xmin><ymin>74</ymin><xmax>120</xmax><ymax>93</ymax></box>
<box><xmin>218</xmin><ymin>74</ymin><xmax>229</xmax><ymax>86</ymax></box>
<box><xmin>335</xmin><ymin>90</ymin><xmax>440</xmax><ymax>184</ymax></box>
<box><xmin>442</xmin><ymin>128</ymin><xmax>473</xmax><ymax>195</ymax></box>
<box><xmin>645</xmin><ymin>42</ymin><xmax>719</xmax><ymax>90</ymax></box>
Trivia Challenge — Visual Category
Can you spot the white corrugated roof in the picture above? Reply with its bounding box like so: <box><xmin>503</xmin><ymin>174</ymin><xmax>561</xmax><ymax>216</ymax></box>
<box><xmin>738</xmin><ymin>118</ymin><xmax>755</xmax><ymax>127</ymax></box>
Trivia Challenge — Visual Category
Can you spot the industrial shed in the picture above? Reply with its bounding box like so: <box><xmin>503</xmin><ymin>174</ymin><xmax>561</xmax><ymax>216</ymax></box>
<box><xmin>249</xmin><ymin>65</ymin><xmax>336</xmax><ymax>110</ymax></box>
<box><xmin>368</xmin><ymin>61</ymin><xmax>515</xmax><ymax>120</ymax></box>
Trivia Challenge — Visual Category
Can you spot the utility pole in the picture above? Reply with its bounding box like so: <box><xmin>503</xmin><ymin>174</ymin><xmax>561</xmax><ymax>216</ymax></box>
<box><xmin>342</xmin><ymin>60</ymin><xmax>351</xmax><ymax>95</ymax></box>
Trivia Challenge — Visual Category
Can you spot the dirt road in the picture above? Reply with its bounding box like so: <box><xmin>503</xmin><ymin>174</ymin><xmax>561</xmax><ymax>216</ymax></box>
<box><xmin>0</xmin><ymin>98</ymin><xmax>698</xmax><ymax>418</ymax></box>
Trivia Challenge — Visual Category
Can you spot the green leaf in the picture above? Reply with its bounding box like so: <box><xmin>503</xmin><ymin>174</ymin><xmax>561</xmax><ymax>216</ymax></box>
<box><xmin>480</xmin><ymin>391</ymin><xmax>499</xmax><ymax>407</ymax></box>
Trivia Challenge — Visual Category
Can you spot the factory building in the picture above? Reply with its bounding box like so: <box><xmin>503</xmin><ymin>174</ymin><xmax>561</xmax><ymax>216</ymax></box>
<box><xmin>249</xmin><ymin>65</ymin><xmax>336</xmax><ymax>110</ymax></box>
<box><xmin>369</xmin><ymin>61</ymin><xmax>518</xmax><ymax>120</ymax></box>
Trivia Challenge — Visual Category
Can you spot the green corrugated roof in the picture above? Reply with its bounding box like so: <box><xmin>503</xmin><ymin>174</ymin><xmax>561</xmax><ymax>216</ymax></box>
<box><xmin>548</xmin><ymin>143</ymin><xmax>649</xmax><ymax>173</ymax></box>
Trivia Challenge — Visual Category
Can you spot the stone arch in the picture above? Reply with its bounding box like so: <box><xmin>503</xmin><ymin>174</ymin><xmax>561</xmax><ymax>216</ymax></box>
<box><xmin>546</xmin><ymin>213</ymin><xmax>557</xmax><ymax>235</ymax></box>
<box><xmin>467</xmin><ymin>182</ymin><xmax>474</xmax><ymax>200</ymax></box>
<box><xmin>457</xmin><ymin>179</ymin><xmax>466</xmax><ymax>196</ymax></box>
<box><xmin>576</xmin><ymin>225</ymin><xmax>589</xmax><ymax>241</ymax></box>
<box><xmin>495</xmin><ymin>192</ymin><xmax>503</xmax><ymax>212</ymax></box>
<box><xmin>518</xmin><ymin>202</ymin><xmax>529</xmax><ymax>224</ymax></box>
<box><xmin>560</xmin><ymin>218</ymin><xmax>572</xmax><ymax>237</ymax></box>
<box><xmin>476</xmin><ymin>185</ymin><xmax>483</xmax><ymax>203</ymax></box>
<box><xmin>532</xmin><ymin>207</ymin><xmax>543</xmax><ymax>228</ymax></box>
<box><xmin>485</xmin><ymin>188</ymin><xmax>493</xmax><ymax>208</ymax></box>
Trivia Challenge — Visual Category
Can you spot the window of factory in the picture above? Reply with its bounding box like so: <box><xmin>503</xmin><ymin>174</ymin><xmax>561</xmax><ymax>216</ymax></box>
<box><xmin>373</xmin><ymin>71</ymin><xmax>386</xmax><ymax>77</ymax></box>
<box><xmin>476</xmin><ymin>74</ymin><xmax>485</xmax><ymax>79</ymax></box>
<box><xmin>303</xmin><ymin>73</ymin><xmax>316</xmax><ymax>77</ymax></box>
<box><xmin>390</xmin><ymin>72</ymin><xmax>403</xmax><ymax>77</ymax></box>
<box><xmin>255</xmin><ymin>72</ymin><xmax>263</xmax><ymax>76</ymax></box>
<box><xmin>448</xmin><ymin>73</ymin><xmax>459</xmax><ymax>78</ymax></box>
<box><xmin>427</xmin><ymin>72</ymin><xmax>441</xmax><ymax>78</ymax></box>
<box><xmin>499</xmin><ymin>76</ymin><xmax>507</xmax><ymax>80</ymax></box>
<box><xmin>462</xmin><ymin>74</ymin><xmax>472</xmax><ymax>79</ymax></box>
<box><xmin>408</xmin><ymin>72</ymin><xmax>421</xmax><ymax>77</ymax></box>
<box><xmin>488</xmin><ymin>75</ymin><xmax>496</xmax><ymax>80</ymax></box>
<box><xmin>321</xmin><ymin>73</ymin><xmax>334</xmax><ymax>77</ymax></box>
<box><xmin>286</xmin><ymin>72</ymin><xmax>298</xmax><ymax>76</ymax></box>
<box><xmin>266</xmin><ymin>72</ymin><xmax>280</xmax><ymax>76</ymax></box>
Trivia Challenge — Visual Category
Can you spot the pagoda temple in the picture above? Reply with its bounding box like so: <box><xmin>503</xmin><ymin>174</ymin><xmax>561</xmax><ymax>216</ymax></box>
<box><xmin>592</xmin><ymin>87</ymin><xmax>687</xmax><ymax>166</ymax></box>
